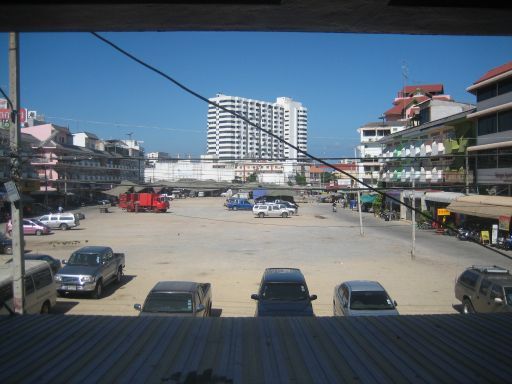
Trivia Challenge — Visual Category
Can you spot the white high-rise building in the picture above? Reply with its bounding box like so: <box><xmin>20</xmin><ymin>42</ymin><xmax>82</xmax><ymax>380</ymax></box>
<box><xmin>207</xmin><ymin>94</ymin><xmax>307</xmax><ymax>161</ymax></box>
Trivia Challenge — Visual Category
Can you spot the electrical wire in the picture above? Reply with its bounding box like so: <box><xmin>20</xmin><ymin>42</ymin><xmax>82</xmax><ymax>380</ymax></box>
<box><xmin>89</xmin><ymin>32</ymin><xmax>512</xmax><ymax>260</ymax></box>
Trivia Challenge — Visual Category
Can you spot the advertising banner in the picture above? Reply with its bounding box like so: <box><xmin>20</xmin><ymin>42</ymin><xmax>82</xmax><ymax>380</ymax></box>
<box><xmin>499</xmin><ymin>215</ymin><xmax>510</xmax><ymax>231</ymax></box>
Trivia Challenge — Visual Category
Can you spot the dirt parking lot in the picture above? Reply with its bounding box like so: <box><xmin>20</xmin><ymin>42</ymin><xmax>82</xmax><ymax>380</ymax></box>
<box><xmin>3</xmin><ymin>197</ymin><xmax>511</xmax><ymax>317</ymax></box>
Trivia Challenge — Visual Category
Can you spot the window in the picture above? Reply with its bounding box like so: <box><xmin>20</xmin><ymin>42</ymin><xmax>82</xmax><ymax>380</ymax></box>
<box><xmin>490</xmin><ymin>285</ymin><xmax>504</xmax><ymax>300</ymax></box>
<box><xmin>477</xmin><ymin>149</ymin><xmax>498</xmax><ymax>169</ymax></box>
<box><xmin>32</xmin><ymin>268</ymin><xmax>53</xmax><ymax>289</ymax></box>
<box><xmin>476</xmin><ymin>84</ymin><xmax>497</xmax><ymax>102</ymax></box>
<box><xmin>477</xmin><ymin>114</ymin><xmax>497</xmax><ymax>136</ymax></box>
<box><xmin>24</xmin><ymin>276</ymin><xmax>35</xmax><ymax>295</ymax></box>
<box><xmin>498</xmin><ymin>77</ymin><xmax>512</xmax><ymax>95</ymax></box>
<box><xmin>498</xmin><ymin>148</ymin><xmax>512</xmax><ymax>168</ymax></box>
<box><xmin>498</xmin><ymin>110</ymin><xmax>512</xmax><ymax>132</ymax></box>
<box><xmin>479</xmin><ymin>279</ymin><xmax>492</xmax><ymax>295</ymax></box>
<box><xmin>459</xmin><ymin>270</ymin><xmax>479</xmax><ymax>288</ymax></box>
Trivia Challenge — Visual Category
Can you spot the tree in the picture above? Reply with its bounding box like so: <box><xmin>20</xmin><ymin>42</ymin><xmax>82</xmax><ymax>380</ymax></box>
<box><xmin>295</xmin><ymin>172</ymin><xmax>307</xmax><ymax>186</ymax></box>
<box><xmin>247</xmin><ymin>173</ymin><xmax>258</xmax><ymax>183</ymax></box>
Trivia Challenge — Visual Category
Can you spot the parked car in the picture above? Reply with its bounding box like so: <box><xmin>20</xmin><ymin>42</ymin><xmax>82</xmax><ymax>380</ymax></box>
<box><xmin>6</xmin><ymin>219</ymin><xmax>51</xmax><ymax>236</ymax></box>
<box><xmin>251</xmin><ymin>268</ymin><xmax>317</xmax><ymax>316</ymax></box>
<box><xmin>253</xmin><ymin>204</ymin><xmax>290</xmax><ymax>218</ymax></box>
<box><xmin>54</xmin><ymin>246</ymin><xmax>125</xmax><ymax>299</ymax></box>
<box><xmin>73</xmin><ymin>211</ymin><xmax>86</xmax><ymax>220</ymax></box>
<box><xmin>274</xmin><ymin>199</ymin><xmax>299</xmax><ymax>211</ymax></box>
<box><xmin>0</xmin><ymin>260</ymin><xmax>57</xmax><ymax>315</ymax></box>
<box><xmin>38</xmin><ymin>213</ymin><xmax>80</xmax><ymax>230</ymax></box>
<box><xmin>7</xmin><ymin>253</ymin><xmax>61</xmax><ymax>275</ymax></box>
<box><xmin>0</xmin><ymin>233</ymin><xmax>13</xmax><ymax>254</ymax></box>
<box><xmin>226</xmin><ymin>199</ymin><xmax>253</xmax><ymax>211</ymax></box>
<box><xmin>134</xmin><ymin>281</ymin><xmax>212</xmax><ymax>317</ymax></box>
<box><xmin>274</xmin><ymin>203</ymin><xmax>297</xmax><ymax>216</ymax></box>
<box><xmin>333</xmin><ymin>280</ymin><xmax>399</xmax><ymax>316</ymax></box>
<box><xmin>455</xmin><ymin>265</ymin><xmax>512</xmax><ymax>314</ymax></box>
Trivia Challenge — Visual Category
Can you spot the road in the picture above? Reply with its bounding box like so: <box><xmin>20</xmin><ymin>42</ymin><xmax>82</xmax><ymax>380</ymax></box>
<box><xmin>4</xmin><ymin>197</ymin><xmax>511</xmax><ymax>317</ymax></box>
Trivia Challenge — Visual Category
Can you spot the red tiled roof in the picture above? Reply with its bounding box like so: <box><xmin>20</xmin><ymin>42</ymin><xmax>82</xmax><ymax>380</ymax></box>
<box><xmin>473</xmin><ymin>61</ymin><xmax>512</xmax><ymax>85</ymax></box>
<box><xmin>402</xmin><ymin>84</ymin><xmax>444</xmax><ymax>95</ymax></box>
<box><xmin>384</xmin><ymin>96</ymin><xmax>429</xmax><ymax>116</ymax></box>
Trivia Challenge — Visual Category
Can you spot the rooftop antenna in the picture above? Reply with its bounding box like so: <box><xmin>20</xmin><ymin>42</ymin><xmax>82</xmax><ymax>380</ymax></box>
<box><xmin>126</xmin><ymin>132</ymin><xmax>133</xmax><ymax>140</ymax></box>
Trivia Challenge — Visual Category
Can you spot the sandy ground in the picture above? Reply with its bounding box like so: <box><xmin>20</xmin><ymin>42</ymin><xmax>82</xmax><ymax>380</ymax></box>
<box><xmin>3</xmin><ymin>197</ymin><xmax>512</xmax><ymax>317</ymax></box>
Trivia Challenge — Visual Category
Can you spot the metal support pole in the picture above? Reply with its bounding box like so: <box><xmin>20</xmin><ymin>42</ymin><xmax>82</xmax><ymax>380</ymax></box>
<box><xmin>411</xmin><ymin>174</ymin><xmax>416</xmax><ymax>259</ymax></box>
<box><xmin>9</xmin><ymin>32</ymin><xmax>26</xmax><ymax>314</ymax></box>
<box><xmin>465</xmin><ymin>150</ymin><xmax>469</xmax><ymax>194</ymax></box>
<box><xmin>357</xmin><ymin>189</ymin><xmax>364</xmax><ymax>236</ymax></box>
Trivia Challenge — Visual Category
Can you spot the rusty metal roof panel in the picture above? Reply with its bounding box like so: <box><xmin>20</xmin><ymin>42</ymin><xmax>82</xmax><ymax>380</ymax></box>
<box><xmin>0</xmin><ymin>314</ymin><xmax>511</xmax><ymax>383</ymax></box>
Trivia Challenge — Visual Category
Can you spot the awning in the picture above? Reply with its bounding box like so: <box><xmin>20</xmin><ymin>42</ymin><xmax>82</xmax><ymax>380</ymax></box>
<box><xmin>467</xmin><ymin>140</ymin><xmax>512</xmax><ymax>152</ymax></box>
<box><xmin>360</xmin><ymin>194</ymin><xmax>377</xmax><ymax>203</ymax></box>
<box><xmin>447</xmin><ymin>195</ymin><xmax>512</xmax><ymax>220</ymax></box>
<box><xmin>424</xmin><ymin>191</ymin><xmax>466</xmax><ymax>204</ymax></box>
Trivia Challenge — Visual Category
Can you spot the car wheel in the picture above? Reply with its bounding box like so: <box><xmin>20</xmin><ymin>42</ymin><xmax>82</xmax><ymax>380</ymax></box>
<box><xmin>40</xmin><ymin>301</ymin><xmax>51</xmax><ymax>314</ymax></box>
<box><xmin>35</xmin><ymin>230</ymin><xmax>42</xmax><ymax>236</ymax></box>
<box><xmin>92</xmin><ymin>280</ymin><xmax>103</xmax><ymax>299</ymax></box>
<box><xmin>258</xmin><ymin>212</ymin><xmax>265</xmax><ymax>218</ymax></box>
<box><xmin>5</xmin><ymin>246</ymin><xmax>12</xmax><ymax>255</ymax></box>
<box><xmin>116</xmin><ymin>267</ymin><xmax>123</xmax><ymax>284</ymax></box>
<box><xmin>462</xmin><ymin>298</ymin><xmax>475</xmax><ymax>314</ymax></box>
<box><xmin>282</xmin><ymin>212</ymin><xmax>288</xmax><ymax>218</ymax></box>
<box><xmin>60</xmin><ymin>223</ymin><xmax>69</xmax><ymax>230</ymax></box>
<box><xmin>233</xmin><ymin>207</ymin><xmax>238</xmax><ymax>211</ymax></box>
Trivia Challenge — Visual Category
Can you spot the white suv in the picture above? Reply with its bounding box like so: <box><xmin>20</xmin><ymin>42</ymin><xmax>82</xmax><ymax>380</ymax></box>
<box><xmin>38</xmin><ymin>213</ymin><xmax>79</xmax><ymax>230</ymax></box>
<box><xmin>253</xmin><ymin>204</ymin><xmax>290</xmax><ymax>218</ymax></box>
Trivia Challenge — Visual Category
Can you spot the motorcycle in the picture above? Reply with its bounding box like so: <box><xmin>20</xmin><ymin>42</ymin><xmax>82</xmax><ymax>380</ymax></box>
<box><xmin>457</xmin><ymin>228</ymin><xmax>471</xmax><ymax>241</ymax></box>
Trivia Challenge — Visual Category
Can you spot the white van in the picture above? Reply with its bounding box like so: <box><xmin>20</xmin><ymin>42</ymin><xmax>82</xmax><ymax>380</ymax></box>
<box><xmin>38</xmin><ymin>213</ymin><xmax>79</xmax><ymax>230</ymax></box>
<box><xmin>0</xmin><ymin>260</ymin><xmax>57</xmax><ymax>315</ymax></box>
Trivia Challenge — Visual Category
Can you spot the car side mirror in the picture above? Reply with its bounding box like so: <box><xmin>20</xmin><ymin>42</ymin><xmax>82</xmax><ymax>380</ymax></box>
<box><xmin>343</xmin><ymin>302</ymin><xmax>348</xmax><ymax>308</ymax></box>
<box><xmin>310</xmin><ymin>294</ymin><xmax>317</xmax><ymax>301</ymax></box>
<box><xmin>62</xmin><ymin>260</ymin><xmax>67</xmax><ymax>264</ymax></box>
<box><xmin>251</xmin><ymin>294</ymin><xmax>259</xmax><ymax>300</ymax></box>
<box><xmin>394</xmin><ymin>300</ymin><xmax>398</xmax><ymax>307</ymax></box>
<box><xmin>134</xmin><ymin>304</ymin><xmax>142</xmax><ymax>311</ymax></box>
<box><xmin>196</xmin><ymin>304</ymin><xmax>205</xmax><ymax>312</ymax></box>
<box><xmin>494</xmin><ymin>297</ymin><xmax>504</xmax><ymax>305</ymax></box>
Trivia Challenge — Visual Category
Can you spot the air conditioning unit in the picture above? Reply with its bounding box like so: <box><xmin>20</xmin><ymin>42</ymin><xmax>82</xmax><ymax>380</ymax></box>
<box><xmin>28</xmin><ymin>110</ymin><xmax>37</xmax><ymax>119</ymax></box>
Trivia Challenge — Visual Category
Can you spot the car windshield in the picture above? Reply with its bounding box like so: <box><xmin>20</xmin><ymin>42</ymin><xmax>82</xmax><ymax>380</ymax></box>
<box><xmin>505</xmin><ymin>287</ymin><xmax>512</xmax><ymax>305</ymax></box>
<box><xmin>31</xmin><ymin>220</ymin><xmax>45</xmax><ymax>226</ymax></box>
<box><xmin>67</xmin><ymin>253</ymin><xmax>100</xmax><ymax>266</ymax></box>
<box><xmin>261</xmin><ymin>283</ymin><xmax>309</xmax><ymax>301</ymax></box>
<box><xmin>350</xmin><ymin>291</ymin><xmax>395</xmax><ymax>310</ymax></box>
<box><xmin>143</xmin><ymin>292</ymin><xmax>193</xmax><ymax>313</ymax></box>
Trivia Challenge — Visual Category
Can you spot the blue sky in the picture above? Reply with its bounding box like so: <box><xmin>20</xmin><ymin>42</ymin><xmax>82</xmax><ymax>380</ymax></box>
<box><xmin>0</xmin><ymin>32</ymin><xmax>510</xmax><ymax>158</ymax></box>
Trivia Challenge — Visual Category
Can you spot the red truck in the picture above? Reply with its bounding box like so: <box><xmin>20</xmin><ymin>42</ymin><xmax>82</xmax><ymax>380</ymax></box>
<box><xmin>119</xmin><ymin>193</ymin><xmax>169</xmax><ymax>213</ymax></box>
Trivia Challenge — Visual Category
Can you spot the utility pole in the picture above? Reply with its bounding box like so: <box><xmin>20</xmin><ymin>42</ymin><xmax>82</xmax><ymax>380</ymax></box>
<box><xmin>9</xmin><ymin>32</ymin><xmax>26</xmax><ymax>314</ymax></box>
<box><xmin>357</xmin><ymin>189</ymin><xmax>364</xmax><ymax>236</ymax></box>
<box><xmin>411</xmin><ymin>171</ymin><xmax>416</xmax><ymax>260</ymax></box>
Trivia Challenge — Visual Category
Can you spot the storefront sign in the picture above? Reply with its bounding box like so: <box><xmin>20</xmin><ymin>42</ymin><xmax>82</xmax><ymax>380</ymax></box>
<box><xmin>481</xmin><ymin>231</ymin><xmax>490</xmax><ymax>244</ymax></box>
<box><xmin>492</xmin><ymin>224</ymin><xmax>498</xmax><ymax>245</ymax></box>
<box><xmin>499</xmin><ymin>215</ymin><xmax>511</xmax><ymax>231</ymax></box>
<box><xmin>437</xmin><ymin>208</ymin><xmax>450</xmax><ymax>216</ymax></box>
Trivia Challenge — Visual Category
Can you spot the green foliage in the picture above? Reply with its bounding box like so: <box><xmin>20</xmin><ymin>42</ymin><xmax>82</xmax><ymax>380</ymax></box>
<box><xmin>247</xmin><ymin>173</ymin><xmax>258</xmax><ymax>183</ymax></box>
<box><xmin>372</xmin><ymin>194</ymin><xmax>383</xmax><ymax>214</ymax></box>
<box><xmin>295</xmin><ymin>172</ymin><xmax>307</xmax><ymax>186</ymax></box>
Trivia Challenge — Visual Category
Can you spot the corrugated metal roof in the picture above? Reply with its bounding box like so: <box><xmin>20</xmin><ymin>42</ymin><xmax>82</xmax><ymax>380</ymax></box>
<box><xmin>0</xmin><ymin>314</ymin><xmax>511</xmax><ymax>383</ymax></box>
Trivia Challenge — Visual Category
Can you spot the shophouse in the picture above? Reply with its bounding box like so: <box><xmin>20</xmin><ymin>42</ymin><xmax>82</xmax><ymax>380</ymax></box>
<box><xmin>465</xmin><ymin>61</ymin><xmax>512</xmax><ymax>196</ymax></box>
<box><xmin>22</xmin><ymin>123</ymin><xmax>143</xmax><ymax>205</ymax></box>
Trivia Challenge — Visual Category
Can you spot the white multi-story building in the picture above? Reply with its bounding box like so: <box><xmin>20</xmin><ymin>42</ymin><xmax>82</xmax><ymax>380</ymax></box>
<box><xmin>207</xmin><ymin>94</ymin><xmax>307</xmax><ymax>161</ymax></box>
